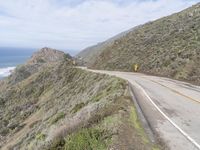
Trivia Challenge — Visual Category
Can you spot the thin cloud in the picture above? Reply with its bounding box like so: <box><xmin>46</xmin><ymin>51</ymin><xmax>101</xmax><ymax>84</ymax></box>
<box><xmin>0</xmin><ymin>0</ymin><xmax>198</xmax><ymax>50</ymax></box>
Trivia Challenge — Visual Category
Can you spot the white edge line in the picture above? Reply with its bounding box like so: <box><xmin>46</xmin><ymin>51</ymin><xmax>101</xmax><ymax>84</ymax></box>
<box><xmin>133</xmin><ymin>81</ymin><xmax>200</xmax><ymax>150</ymax></box>
<box><xmin>81</xmin><ymin>67</ymin><xmax>200</xmax><ymax>149</ymax></box>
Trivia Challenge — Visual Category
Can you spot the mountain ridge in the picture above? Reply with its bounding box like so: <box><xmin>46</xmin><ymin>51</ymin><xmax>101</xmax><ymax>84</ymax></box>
<box><xmin>77</xmin><ymin>3</ymin><xmax>200</xmax><ymax>85</ymax></box>
<box><xmin>76</xmin><ymin>26</ymin><xmax>140</xmax><ymax>66</ymax></box>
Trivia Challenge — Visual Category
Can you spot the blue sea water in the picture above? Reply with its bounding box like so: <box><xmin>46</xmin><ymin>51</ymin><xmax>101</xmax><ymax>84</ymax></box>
<box><xmin>0</xmin><ymin>47</ymin><xmax>78</xmax><ymax>79</ymax></box>
<box><xmin>0</xmin><ymin>47</ymin><xmax>35</xmax><ymax>78</ymax></box>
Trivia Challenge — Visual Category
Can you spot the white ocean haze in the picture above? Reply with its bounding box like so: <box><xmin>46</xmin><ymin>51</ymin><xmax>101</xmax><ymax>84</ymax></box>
<box><xmin>0</xmin><ymin>47</ymin><xmax>34</xmax><ymax>79</ymax></box>
<box><xmin>0</xmin><ymin>47</ymin><xmax>77</xmax><ymax>79</ymax></box>
<box><xmin>0</xmin><ymin>67</ymin><xmax>15</xmax><ymax>78</ymax></box>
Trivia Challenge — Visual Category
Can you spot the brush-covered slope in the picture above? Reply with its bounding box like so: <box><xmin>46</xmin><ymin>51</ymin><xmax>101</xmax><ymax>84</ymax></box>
<box><xmin>2</xmin><ymin>47</ymin><xmax>71</xmax><ymax>86</ymax></box>
<box><xmin>76</xmin><ymin>27</ymin><xmax>138</xmax><ymax>66</ymax></box>
<box><xmin>81</xmin><ymin>3</ymin><xmax>200</xmax><ymax>84</ymax></box>
<box><xmin>0</xmin><ymin>48</ymin><xmax>159</xmax><ymax>150</ymax></box>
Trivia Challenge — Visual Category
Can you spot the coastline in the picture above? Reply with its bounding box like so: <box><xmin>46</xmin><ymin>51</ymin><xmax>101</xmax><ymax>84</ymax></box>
<box><xmin>0</xmin><ymin>66</ymin><xmax>16</xmax><ymax>79</ymax></box>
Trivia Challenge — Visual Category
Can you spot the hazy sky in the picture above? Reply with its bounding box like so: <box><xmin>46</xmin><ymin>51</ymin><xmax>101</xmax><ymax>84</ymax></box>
<box><xmin>0</xmin><ymin>0</ymin><xmax>199</xmax><ymax>51</ymax></box>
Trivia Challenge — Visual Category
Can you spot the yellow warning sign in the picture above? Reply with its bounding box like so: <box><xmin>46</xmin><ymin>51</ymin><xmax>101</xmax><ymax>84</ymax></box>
<box><xmin>133</xmin><ymin>64</ymin><xmax>139</xmax><ymax>72</ymax></box>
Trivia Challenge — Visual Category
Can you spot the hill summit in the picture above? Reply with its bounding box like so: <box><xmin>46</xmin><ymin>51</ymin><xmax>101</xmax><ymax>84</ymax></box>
<box><xmin>2</xmin><ymin>47</ymin><xmax>71</xmax><ymax>86</ymax></box>
<box><xmin>27</xmin><ymin>47</ymin><xmax>70</xmax><ymax>64</ymax></box>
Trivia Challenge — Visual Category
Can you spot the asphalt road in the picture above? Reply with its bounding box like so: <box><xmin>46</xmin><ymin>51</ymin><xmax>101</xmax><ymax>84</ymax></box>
<box><xmin>81</xmin><ymin>67</ymin><xmax>200</xmax><ymax>150</ymax></box>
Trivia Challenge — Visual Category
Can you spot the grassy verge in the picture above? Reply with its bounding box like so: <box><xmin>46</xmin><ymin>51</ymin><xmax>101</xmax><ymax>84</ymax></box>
<box><xmin>128</xmin><ymin>105</ymin><xmax>160</xmax><ymax>150</ymax></box>
<box><xmin>64</xmin><ymin>128</ymin><xmax>110</xmax><ymax>150</ymax></box>
<box><xmin>129</xmin><ymin>106</ymin><xmax>149</xmax><ymax>144</ymax></box>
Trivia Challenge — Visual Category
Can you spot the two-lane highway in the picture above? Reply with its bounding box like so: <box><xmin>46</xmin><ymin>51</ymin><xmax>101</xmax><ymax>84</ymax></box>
<box><xmin>81</xmin><ymin>67</ymin><xmax>200</xmax><ymax>150</ymax></box>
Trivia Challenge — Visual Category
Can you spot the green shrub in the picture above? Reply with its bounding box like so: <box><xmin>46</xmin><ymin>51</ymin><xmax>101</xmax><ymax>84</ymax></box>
<box><xmin>71</xmin><ymin>103</ymin><xmax>86</xmax><ymax>114</ymax></box>
<box><xmin>64</xmin><ymin>53</ymin><xmax>72</xmax><ymax>61</ymax></box>
<box><xmin>50</xmin><ymin>112</ymin><xmax>65</xmax><ymax>124</ymax></box>
<box><xmin>0</xmin><ymin>128</ymin><xmax>10</xmax><ymax>136</ymax></box>
<box><xmin>64</xmin><ymin>128</ymin><xmax>108</xmax><ymax>150</ymax></box>
<box><xmin>36</xmin><ymin>133</ymin><xmax>46</xmax><ymax>141</ymax></box>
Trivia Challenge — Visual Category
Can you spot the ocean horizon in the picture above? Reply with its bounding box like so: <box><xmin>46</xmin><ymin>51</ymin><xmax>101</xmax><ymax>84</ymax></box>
<box><xmin>0</xmin><ymin>47</ymin><xmax>78</xmax><ymax>78</ymax></box>
<box><xmin>0</xmin><ymin>47</ymin><xmax>35</xmax><ymax>78</ymax></box>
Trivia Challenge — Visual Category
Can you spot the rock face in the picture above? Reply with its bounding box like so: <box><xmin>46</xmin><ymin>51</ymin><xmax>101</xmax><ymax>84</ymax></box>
<box><xmin>78</xmin><ymin>3</ymin><xmax>200</xmax><ymax>85</ymax></box>
<box><xmin>27</xmin><ymin>47</ymin><xmax>68</xmax><ymax>64</ymax></box>
<box><xmin>0</xmin><ymin>48</ymin><xmax>159</xmax><ymax>150</ymax></box>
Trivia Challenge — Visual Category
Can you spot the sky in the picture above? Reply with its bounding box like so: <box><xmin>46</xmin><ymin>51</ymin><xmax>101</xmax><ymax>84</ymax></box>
<box><xmin>0</xmin><ymin>0</ymin><xmax>199</xmax><ymax>52</ymax></box>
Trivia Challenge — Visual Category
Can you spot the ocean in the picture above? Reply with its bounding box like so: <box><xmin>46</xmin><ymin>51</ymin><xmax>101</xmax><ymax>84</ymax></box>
<box><xmin>0</xmin><ymin>47</ymin><xmax>78</xmax><ymax>79</ymax></box>
<box><xmin>0</xmin><ymin>47</ymin><xmax>35</xmax><ymax>79</ymax></box>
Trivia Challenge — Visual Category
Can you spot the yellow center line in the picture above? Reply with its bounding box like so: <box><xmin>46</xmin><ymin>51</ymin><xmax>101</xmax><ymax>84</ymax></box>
<box><xmin>142</xmin><ymin>77</ymin><xmax>200</xmax><ymax>104</ymax></box>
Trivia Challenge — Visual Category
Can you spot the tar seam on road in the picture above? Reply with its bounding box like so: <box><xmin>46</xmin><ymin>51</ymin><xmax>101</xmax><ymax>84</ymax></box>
<box><xmin>134</xmin><ymin>81</ymin><xmax>200</xmax><ymax>150</ymax></box>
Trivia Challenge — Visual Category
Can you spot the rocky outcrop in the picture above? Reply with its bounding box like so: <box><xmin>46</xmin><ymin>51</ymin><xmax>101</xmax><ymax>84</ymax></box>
<box><xmin>27</xmin><ymin>47</ymin><xmax>69</xmax><ymax>64</ymax></box>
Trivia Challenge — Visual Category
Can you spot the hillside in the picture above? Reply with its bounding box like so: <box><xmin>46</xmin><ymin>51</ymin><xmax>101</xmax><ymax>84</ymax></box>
<box><xmin>0</xmin><ymin>48</ymin><xmax>160</xmax><ymax>149</ymax></box>
<box><xmin>78</xmin><ymin>3</ymin><xmax>200</xmax><ymax>85</ymax></box>
<box><xmin>1</xmin><ymin>47</ymin><xmax>70</xmax><ymax>86</ymax></box>
<box><xmin>76</xmin><ymin>27</ymin><xmax>139</xmax><ymax>66</ymax></box>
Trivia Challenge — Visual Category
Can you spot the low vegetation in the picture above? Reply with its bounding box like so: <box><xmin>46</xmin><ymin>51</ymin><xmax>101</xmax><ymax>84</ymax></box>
<box><xmin>64</xmin><ymin>128</ymin><xmax>109</xmax><ymax>150</ymax></box>
<box><xmin>78</xmin><ymin>3</ymin><xmax>200</xmax><ymax>85</ymax></box>
<box><xmin>49</xmin><ymin>112</ymin><xmax>65</xmax><ymax>125</ymax></box>
<box><xmin>0</xmin><ymin>48</ymin><xmax>160</xmax><ymax>149</ymax></box>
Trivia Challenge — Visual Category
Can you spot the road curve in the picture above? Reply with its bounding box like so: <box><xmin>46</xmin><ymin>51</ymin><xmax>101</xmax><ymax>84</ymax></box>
<box><xmin>80</xmin><ymin>67</ymin><xmax>200</xmax><ymax>150</ymax></box>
